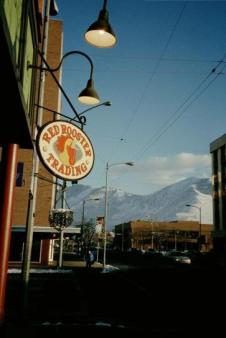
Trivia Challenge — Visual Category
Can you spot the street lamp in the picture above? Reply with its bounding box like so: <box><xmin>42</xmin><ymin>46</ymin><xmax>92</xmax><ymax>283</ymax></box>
<box><xmin>85</xmin><ymin>0</ymin><xmax>117</xmax><ymax>48</ymax></box>
<box><xmin>103</xmin><ymin>161</ymin><xmax>134</xmax><ymax>268</ymax></box>
<box><xmin>81</xmin><ymin>198</ymin><xmax>100</xmax><ymax>253</ymax></box>
<box><xmin>29</xmin><ymin>49</ymin><xmax>101</xmax><ymax>127</ymax></box>
<box><xmin>186</xmin><ymin>204</ymin><xmax>202</xmax><ymax>249</ymax></box>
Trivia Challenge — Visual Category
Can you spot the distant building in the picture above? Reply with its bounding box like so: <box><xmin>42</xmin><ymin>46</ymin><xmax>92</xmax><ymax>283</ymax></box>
<box><xmin>210</xmin><ymin>134</ymin><xmax>226</xmax><ymax>252</ymax></box>
<box><xmin>114</xmin><ymin>220</ymin><xmax>213</xmax><ymax>252</ymax></box>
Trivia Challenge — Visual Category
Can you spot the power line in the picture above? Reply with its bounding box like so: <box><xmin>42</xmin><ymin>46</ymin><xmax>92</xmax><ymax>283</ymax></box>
<box><xmin>108</xmin><ymin>2</ymin><xmax>188</xmax><ymax>165</ymax></box>
<box><xmin>132</xmin><ymin>59</ymin><xmax>226</xmax><ymax>160</ymax></box>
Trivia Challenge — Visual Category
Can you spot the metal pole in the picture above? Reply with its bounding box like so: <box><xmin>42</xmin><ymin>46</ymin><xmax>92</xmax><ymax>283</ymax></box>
<box><xmin>103</xmin><ymin>162</ymin><xmax>108</xmax><ymax>268</ymax></box>
<box><xmin>58</xmin><ymin>181</ymin><xmax>66</xmax><ymax>268</ymax></box>
<box><xmin>58</xmin><ymin>229</ymin><xmax>64</xmax><ymax>268</ymax></box>
<box><xmin>0</xmin><ymin>144</ymin><xmax>19</xmax><ymax>324</ymax></box>
<box><xmin>22</xmin><ymin>0</ymin><xmax>51</xmax><ymax>289</ymax></box>
<box><xmin>102</xmin><ymin>161</ymin><xmax>134</xmax><ymax>267</ymax></box>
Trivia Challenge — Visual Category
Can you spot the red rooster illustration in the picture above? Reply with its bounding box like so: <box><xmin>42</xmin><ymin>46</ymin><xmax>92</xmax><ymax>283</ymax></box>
<box><xmin>55</xmin><ymin>135</ymin><xmax>76</xmax><ymax>165</ymax></box>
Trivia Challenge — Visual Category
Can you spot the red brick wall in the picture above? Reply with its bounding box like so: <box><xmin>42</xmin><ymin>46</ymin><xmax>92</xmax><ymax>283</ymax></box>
<box><xmin>12</xmin><ymin>19</ymin><xmax>63</xmax><ymax>227</ymax></box>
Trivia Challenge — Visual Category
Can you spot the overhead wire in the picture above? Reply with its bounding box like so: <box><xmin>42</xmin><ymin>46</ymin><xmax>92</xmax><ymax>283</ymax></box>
<box><xmin>131</xmin><ymin>57</ymin><xmax>226</xmax><ymax>161</ymax></box>
<box><xmin>89</xmin><ymin>2</ymin><xmax>188</xmax><ymax>188</ymax></box>
<box><xmin>134</xmin><ymin>68</ymin><xmax>225</xmax><ymax>161</ymax></box>
<box><xmin>107</xmin><ymin>1</ymin><xmax>188</xmax><ymax>165</ymax></box>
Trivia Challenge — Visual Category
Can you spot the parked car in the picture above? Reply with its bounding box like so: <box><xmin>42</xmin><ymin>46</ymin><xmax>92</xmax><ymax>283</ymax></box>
<box><xmin>165</xmin><ymin>251</ymin><xmax>191</xmax><ymax>264</ymax></box>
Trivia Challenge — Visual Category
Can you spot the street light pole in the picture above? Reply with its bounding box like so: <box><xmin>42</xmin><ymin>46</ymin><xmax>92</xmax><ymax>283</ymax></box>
<box><xmin>186</xmin><ymin>204</ymin><xmax>202</xmax><ymax>250</ymax></box>
<box><xmin>81</xmin><ymin>198</ymin><xmax>99</xmax><ymax>255</ymax></box>
<box><xmin>103</xmin><ymin>162</ymin><xmax>109</xmax><ymax>268</ymax></box>
<box><xmin>58</xmin><ymin>180</ymin><xmax>67</xmax><ymax>268</ymax></box>
<box><xmin>103</xmin><ymin>161</ymin><xmax>134</xmax><ymax>268</ymax></box>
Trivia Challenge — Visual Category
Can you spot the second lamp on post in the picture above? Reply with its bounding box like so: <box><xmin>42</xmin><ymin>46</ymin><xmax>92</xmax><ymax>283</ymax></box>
<box><xmin>103</xmin><ymin>161</ymin><xmax>134</xmax><ymax>268</ymax></box>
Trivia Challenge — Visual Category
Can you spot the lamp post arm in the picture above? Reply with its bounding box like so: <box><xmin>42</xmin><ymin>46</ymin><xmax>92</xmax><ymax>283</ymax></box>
<box><xmin>31</xmin><ymin>50</ymin><xmax>94</xmax><ymax>80</ymax></box>
<box><xmin>108</xmin><ymin>161</ymin><xmax>134</xmax><ymax>170</ymax></box>
<box><xmin>37</xmin><ymin>50</ymin><xmax>84</xmax><ymax>127</ymax></box>
<box><xmin>49</xmin><ymin>50</ymin><xmax>94</xmax><ymax>80</ymax></box>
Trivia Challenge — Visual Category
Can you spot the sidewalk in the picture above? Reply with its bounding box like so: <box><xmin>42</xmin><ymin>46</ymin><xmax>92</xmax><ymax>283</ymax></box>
<box><xmin>48</xmin><ymin>260</ymin><xmax>103</xmax><ymax>269</ymax></box>
<box><xmin>7</xmin><ymin>260</ymin><xmax>104</xmax><ymax>273</ymax></box>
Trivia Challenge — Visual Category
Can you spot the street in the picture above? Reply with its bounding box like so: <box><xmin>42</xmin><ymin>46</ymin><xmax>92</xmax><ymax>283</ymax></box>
<box><xmin>1</xmin><ymin>255</ymin><xmax>225</xmax><ymax>337</ymax></box>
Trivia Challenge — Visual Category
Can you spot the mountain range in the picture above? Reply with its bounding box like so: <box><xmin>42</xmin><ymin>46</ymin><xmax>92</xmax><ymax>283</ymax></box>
<box><xmin>64</xmin><ymin>177</ymin><xmax>213</xmax><ymax>230</ymax></box>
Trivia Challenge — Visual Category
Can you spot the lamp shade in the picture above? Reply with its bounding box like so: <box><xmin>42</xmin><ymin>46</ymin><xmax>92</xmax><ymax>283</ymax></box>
<box><xmin>85</xmin><ymin>9</ymin><xmax>116</xmax><ymax>48</ymax></box>
<box><xmin>78</xmin><ymin>79</ymin><xmax>100</xmax><ymax>105</ymax></box>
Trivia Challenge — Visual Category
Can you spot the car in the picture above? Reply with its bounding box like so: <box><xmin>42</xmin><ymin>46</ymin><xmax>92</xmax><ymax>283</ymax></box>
<box><xmin>165</xmin><ymin>251</ymin><xmax>191</xmax><ymax>264</ymax></box>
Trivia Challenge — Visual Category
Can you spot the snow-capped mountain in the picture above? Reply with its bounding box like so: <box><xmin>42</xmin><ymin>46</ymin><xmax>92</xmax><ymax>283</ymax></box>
<box><xmin>64</xmin><ymin>177</ymin><xmax>213</xmax><ymax>230</ymax></box>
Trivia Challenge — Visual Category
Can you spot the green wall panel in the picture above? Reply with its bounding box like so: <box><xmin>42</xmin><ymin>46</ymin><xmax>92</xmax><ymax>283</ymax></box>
<box><xmin>3</xmin><ymin>0</ymin><xmax>23</xmax><ymax>64</ymax></box>
<box><xmin>23</xmin><ymin>17</ymin><xmax>34</xmax><ymax>110</ymax></box>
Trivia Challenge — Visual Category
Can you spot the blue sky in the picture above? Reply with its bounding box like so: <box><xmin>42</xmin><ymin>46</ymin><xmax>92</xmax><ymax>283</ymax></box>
<box><xmin>56</xmin><ymin>0</ymin><xmax>226</xmax><ymax>195</ymax></box>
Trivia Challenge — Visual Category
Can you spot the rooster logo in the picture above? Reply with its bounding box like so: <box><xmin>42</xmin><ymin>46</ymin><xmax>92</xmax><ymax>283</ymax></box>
<box><xmin>55</xmin><ymin>135</ymin><xmax>77</xmax><ymax>166</ymax></box>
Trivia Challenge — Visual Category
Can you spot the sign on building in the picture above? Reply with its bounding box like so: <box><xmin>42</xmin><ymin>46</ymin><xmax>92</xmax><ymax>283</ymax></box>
<box><xmin>36</xmin><ymin>120</ymin><xmax>94</xmax><ymax>181</ymax></box>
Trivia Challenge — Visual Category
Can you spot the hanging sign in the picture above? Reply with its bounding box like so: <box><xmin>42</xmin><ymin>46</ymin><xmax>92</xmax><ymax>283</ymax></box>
<box><xmin>36</xmin><ymin>120</ymin><xmax>94</xmax><ymax>181</ymax></box>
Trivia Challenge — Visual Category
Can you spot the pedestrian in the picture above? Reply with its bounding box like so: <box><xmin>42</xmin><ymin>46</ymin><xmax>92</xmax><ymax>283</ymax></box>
<box><xmin>85</xmin><ymin>250</ymin><xmax>95</xmax><ymax>268</ymax></box>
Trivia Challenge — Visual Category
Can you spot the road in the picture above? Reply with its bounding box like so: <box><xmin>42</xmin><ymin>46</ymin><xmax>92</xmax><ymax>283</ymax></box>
<box><xmin>1</xmin><ymin>256</ymin><xmax>226</xmax><ymax>337</ymax></box>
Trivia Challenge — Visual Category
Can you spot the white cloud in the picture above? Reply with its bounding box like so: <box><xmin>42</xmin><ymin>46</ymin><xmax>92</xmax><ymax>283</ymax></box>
<box><xmin>135</xmin><ymin>152</ymin><xmax>211</xmax><ymax>188</ymax></box>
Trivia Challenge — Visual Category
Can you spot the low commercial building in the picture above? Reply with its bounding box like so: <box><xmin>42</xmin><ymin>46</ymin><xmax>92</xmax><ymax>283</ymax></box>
<box><xmin>114</xmin><ymin>220</ymin><xmax>213</xmax><ymax>252</ymax></box>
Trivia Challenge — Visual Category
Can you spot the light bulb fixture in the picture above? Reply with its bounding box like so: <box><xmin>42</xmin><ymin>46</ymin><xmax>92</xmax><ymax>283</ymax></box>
<box><xmin>78</xmin><ymin>78</ymin><xmax>100</xmax><ymax>105</ymax></box>
<box><xmin>85</xmin><ymin>0</ymin><xmax>117</xmax><ymax>48</ymax></box>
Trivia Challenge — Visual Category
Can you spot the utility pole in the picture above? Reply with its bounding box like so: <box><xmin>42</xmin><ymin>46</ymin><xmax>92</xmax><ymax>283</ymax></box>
<box><xmin>22</xmin><ymin>0</ymin><xmax>52</xmax><ymax>316</ymax></box>
<box><xmin>58</xmin><ymin>181</ymin><xmax>66</xmax><ymax>268</ymax></box>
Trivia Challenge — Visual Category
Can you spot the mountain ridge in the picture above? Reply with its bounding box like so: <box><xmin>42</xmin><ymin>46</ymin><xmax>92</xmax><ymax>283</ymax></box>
<box><xmin>65</xmin><ymin>177</ymin><xmax>212</xmax><ymax>229</ymax></box>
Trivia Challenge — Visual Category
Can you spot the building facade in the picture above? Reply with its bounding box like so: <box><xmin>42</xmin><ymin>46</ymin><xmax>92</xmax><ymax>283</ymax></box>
<box><xmin>10</xmin><ymin>17</ymin><xmax>64</xmax><ymax>266</ymax></box>
<box><xmin>114</xmin><ymin>220</ymin><xmax>213</xmax><ymax>253</ymax></box>
<box><xmin>0</xmin><ymin>0</ymin><xmax>45</xmax><ymax>322</ymax></box>
<box><xmin>0</xmin><ymin>1</ymin><xmax>66</xmax><ymax>269</ymax></box>
<box><xmin>210</xmin><ymin>134</ymin><xmax>226</xmax><ymax>252</ymax></box>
